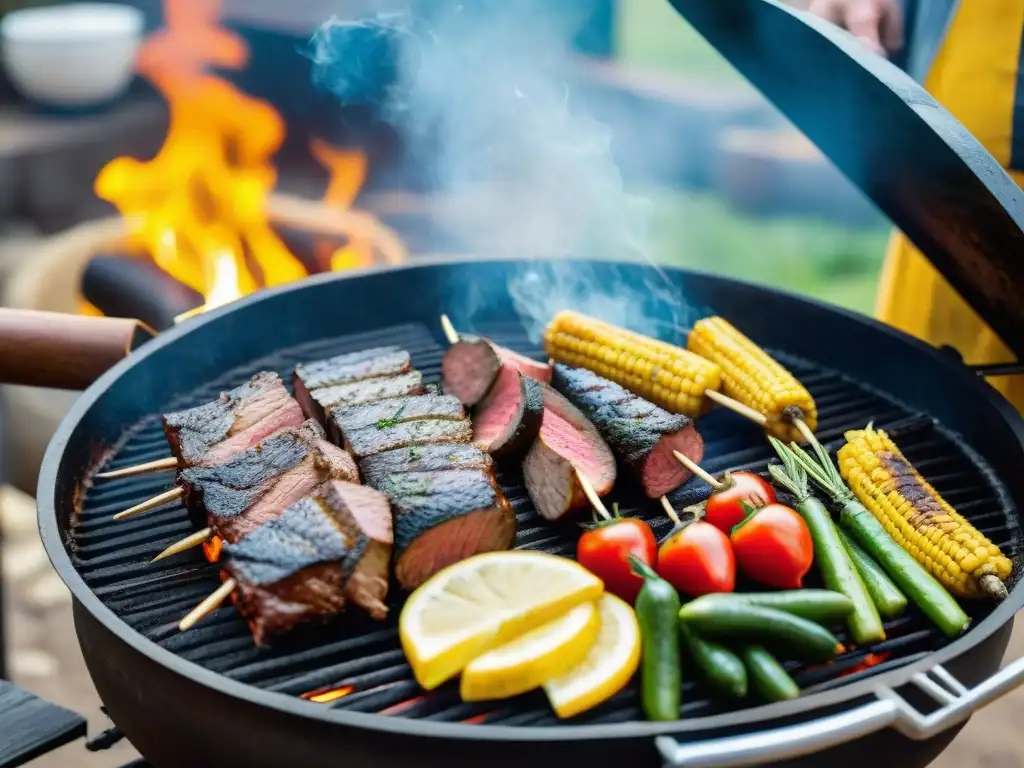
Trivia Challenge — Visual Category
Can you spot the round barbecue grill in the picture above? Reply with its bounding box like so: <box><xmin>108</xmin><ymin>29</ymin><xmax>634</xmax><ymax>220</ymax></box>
<box><xmin>7</xmin><ymin>1</ymin><xmax>1024</xmax><ymax>766</ymax></box>
<box><xmin>2</xmin><ymin>255</ymin><xmax>1019</xmax><ymax>768</ymax></box>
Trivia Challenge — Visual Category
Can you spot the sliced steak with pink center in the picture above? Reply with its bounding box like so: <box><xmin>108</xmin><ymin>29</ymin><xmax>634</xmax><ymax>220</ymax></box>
<box><xmin>300</xmin><ymin>372</ymin><xmax>425</xmax><ymax>423</ymax></box>
<box><xmin>523</xmin><ymin>384</ymin><xmax>617</xmax><ymax>521</ymax></box>
<box><xmin>472</xmin><ymin>366</ymin><xmax>543</xmax><ymax>460</ymax></box>
<box><xmin>550</xmin><ymin>364</ymin><xmax>704</xmax><ymax>497</ymax></box>
<box><xmin>180</xmin><ymin>420</ymin><xmax>359</xmax><ymax>543</ymax></box>
<box><xmin>359</xmin><ymin>443</ymin><xmax>493</xmax><ymax>488</ymax></box>
<box><xmin>441</xmin><ymin>335</ymin><xmax>503</xmax><ymax>406</ymax></box>
<box><xmin>378</xmin><ymin>468</ymin><xmax>516</xmax><ymax>589</ymax></box>
<box><xmin>496</xmin><ymin>345</ymin><xmax>552</xmax><ymax>383</ymax></box>
<box><xmin>223</xmin><ymin>479</ymin><xmax>392</xmax><ymax>645</ymax></box>
<box><xmin>163</xmin><ymin>371</ymin><xmax>305</xmax><ymax>467</ymax></box>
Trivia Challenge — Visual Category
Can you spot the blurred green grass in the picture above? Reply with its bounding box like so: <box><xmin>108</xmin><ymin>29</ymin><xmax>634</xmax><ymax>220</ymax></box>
<box><xmin>616</xmin><ymin>0</ymin><xmax>890</xmax><ymax>315</ymax></box>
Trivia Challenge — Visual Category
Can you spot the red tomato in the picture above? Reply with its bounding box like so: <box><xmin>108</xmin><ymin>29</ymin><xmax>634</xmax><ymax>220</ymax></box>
<box><xmin>577</xmin><ymin>517</ymin><xmax>657</xmax><ymax>603</ymax></box>
<box><xmin>656</xmin><ymin>521</ymin><xmax>736</xmax><ymax>598</ymax></box>
<box><xmin>730</xmin><ymin>503</ymin><xmax>814</xmax><ymax>589</ymax></box>
<box><xmin>704</xmin><ymin>471</ymin><xmax>777</xmax><ymax>533</ymax></box>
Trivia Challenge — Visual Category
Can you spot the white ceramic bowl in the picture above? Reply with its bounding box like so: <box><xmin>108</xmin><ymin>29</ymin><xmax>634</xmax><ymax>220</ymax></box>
<box><xmin>1</xmin><ymin>3</ymin><xmax>144</xmax><ymax>108</ymax></box>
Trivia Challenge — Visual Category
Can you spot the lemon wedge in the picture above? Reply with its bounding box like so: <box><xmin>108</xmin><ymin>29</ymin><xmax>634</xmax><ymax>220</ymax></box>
<box><xmin>399</xmin><ymin>551</ymin><xmax>604</xmax><ymax>690</ymax></box>
<box><xmin>460</xmin><ymin>600</ymin><xmax>600</xmax><ymax>701</ymax></box>
<box><xmin>543</xmin><ymin>593</ymin><xmax>641</xmax><ymax>719</ymax></box>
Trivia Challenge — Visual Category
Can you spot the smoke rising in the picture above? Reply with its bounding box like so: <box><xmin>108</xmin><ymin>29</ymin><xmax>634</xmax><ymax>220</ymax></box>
<box><xmin>308</xmin><ymin>1</ymin><xmax>702</xmax><ymax>341</ymax></box>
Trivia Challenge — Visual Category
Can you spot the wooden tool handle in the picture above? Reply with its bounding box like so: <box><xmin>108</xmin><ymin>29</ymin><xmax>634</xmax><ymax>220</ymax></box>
<box><xmin>0</xmin><ymin>309</ymin><xmax>154</xmax><ymax>390</ymax></box>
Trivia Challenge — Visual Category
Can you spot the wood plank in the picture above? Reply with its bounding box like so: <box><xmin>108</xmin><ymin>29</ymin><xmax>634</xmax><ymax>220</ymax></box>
<box><xmin>0</xmin><ymin>680</ymin><xmax>86</xmax><ymax>768</ymax></box>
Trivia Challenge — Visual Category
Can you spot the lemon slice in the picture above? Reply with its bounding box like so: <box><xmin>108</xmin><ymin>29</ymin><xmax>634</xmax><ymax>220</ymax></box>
<box><xmin>543</xmin><ymin>593</ymin><xmax>641</xmax><ymax>719</ymax></box>
<box><xmin>460</xmin><ymin>601</ymin><xmax>600</xmax><ymax>701</ymax></box>
<box><xmin>399</xmin><ymin>551</ymin><xmax>604</xmax><ymax>690</ymax></box>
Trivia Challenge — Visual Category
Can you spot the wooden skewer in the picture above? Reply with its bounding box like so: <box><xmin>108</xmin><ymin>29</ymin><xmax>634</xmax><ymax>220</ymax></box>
<box><xmin>660</xmin><ymin>495</ymin><xmax>683</xmax><ymax>528</ymax></box>
<box><xmin>112</xmin><ymin>487</ymin><xmax>184</xmax><ymax>520</ymax></box>
<box><xmin>179</xmin><ymin>578</ymin><xmax>238</xmax><ymax>631</ymax></box>
<box><xmin>672</xmin><ymin>450</ymin><xmax>725</xmax><ymax>492</ymax></box>
<box><xmin>704</xmin><ymin>389</ymin><xmax>768</xmax><ymax>427</ymax></box>
<box><xmin>152</xmin><ymin>527</ymin><xmax>213</xmax><ymax>562</ymax></box>
<box><xmin>95</xmin><ymin>456</ymin><xmax>179</xmax><ymax>480</ymax></box>
<box><xmin>440</xmin><ymin>313</ymin><xmax>460</xmax><ymax>345</ymax></box>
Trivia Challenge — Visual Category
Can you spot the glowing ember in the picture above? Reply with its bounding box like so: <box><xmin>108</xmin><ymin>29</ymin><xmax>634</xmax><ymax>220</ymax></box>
<box><xmin>461</xmin><ymin>713</ymin><xmax>491</xmax><ymax>725</ymax></box>
<box><xmin>94</xmin><ymin>0</ymin><xmax>372</xmax><ymax>311</ymax></box>
<box><xmin>378</xmin><ymin>695</ymin><xmax>423</xmax><ymax>716</ymax></box>
<box><xmin>202</xmin><ymin>535</ymin><xmax>223</xmax><ymax>563</ymax></box>
<box><xmin>844</xmin><ymin>652</ymin><xmax>892</xmax><ymax>677</ymax></box>
<box><xmin>302</xmin><ymin>685</ymin><xmax>355</xmax><ymax>704</ymax></box>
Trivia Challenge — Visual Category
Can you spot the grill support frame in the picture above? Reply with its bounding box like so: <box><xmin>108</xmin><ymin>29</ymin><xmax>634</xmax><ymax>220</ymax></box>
<box><xmin>34</xmin><ymin>258</ymin><xmax>1024</xmax><ymax>767</ymax></box>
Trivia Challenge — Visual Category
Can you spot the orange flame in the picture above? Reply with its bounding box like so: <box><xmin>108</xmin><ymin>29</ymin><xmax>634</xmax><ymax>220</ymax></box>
<box><xmin>202</xmin><ymin>535</ymin><xmax>223</xmax><ymax>563</ymax></box>
<box><xmin>94</xmin><ymin>0</ymin><xmax>371</xmax><ymax>310</ymax></box>
<box><xmin>302</xmin><ymin>685</ymin><xmax>355</xmax><ymax>704</ymax></box>
<box><xmin>310</xmin><ymin>138</ymin><xmax>373</xmax><ymax>271</ymax></box>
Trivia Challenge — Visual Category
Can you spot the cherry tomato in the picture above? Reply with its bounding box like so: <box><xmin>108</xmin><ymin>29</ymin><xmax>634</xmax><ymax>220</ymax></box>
<box><xmin>730</xmin><ymin>503</ymin><xmax>813</xmax><ymax>589</ymax></box>
<box><xmin>577</xmin><ymin>516</ymin><xmax>657</xmax><ymax>603</ymax></box>
<box><xmin>656</xmin><ymin>522</ymin><xmax>736</xmax><ymax>598</ymax></box>
<box><xmin>704</xmin><ymin>471</ymin><xmax>777</xmax><ymax>534</ymax></box>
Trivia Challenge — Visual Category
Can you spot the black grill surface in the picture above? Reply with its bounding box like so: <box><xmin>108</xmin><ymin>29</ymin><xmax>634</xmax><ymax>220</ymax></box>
<box><xmin>73</xmin><ymin>321</ymin><xmax>1022</xmax><ymax>726</ymax></box>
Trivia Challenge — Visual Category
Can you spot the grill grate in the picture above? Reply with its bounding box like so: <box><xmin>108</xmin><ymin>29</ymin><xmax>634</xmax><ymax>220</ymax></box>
<box><xmin>73</xmin><ymin>321</ymin><xmax>1022</xmax><ymax>726</ymax></box>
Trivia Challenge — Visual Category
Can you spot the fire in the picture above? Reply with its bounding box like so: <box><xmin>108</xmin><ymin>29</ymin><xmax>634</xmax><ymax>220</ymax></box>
<box><xmin>310</xmin><ymin>138</ymin><xmax>373</xmax><ymax>271</ymax></box>
<box><xmin>94</xmin><ymin>0</ymin><xmax>374</xmax><ymax>311</ymax></box>
<box><xmin>302</xmin><ymin>685</ymin><xmax>355</xmax><ymax>704</ymax></box>
<box><xmin>844</xmin><ymin>652</ymin><xmax>892</xmax><ymax>677</ymax></box>
<box><xmin>202</xmin><ymin>535</ymin><xmax>223</xmax><ymax>563</ymax></box>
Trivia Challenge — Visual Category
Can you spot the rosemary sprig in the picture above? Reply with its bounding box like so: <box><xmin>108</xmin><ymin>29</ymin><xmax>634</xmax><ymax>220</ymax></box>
<box><xmin>786</xmin><ymin>440</ymin><xmax>854</xmax><ymax>504</ymax></box>
<box><xmin>766</xmin><ymin>436</ymin><xmax>808</xmax><ymax>501</ymax></box>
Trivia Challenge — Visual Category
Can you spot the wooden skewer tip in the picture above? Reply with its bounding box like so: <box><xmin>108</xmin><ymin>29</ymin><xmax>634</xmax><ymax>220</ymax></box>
<box><xmin>178</xmin><ymin>577</ymin><xmax>237</xmax><ymax>632</ymax></box>
<box><xmin>152</xmin><ymin>527</ymin><xmax>213</xmax><ymax>562</ymax></box>
<box><xmin>439</xmin><ymin>314</ymin><xmax>459</xmax><ymax>345</ymax></box>
<box><xmin>794</xmin><ymin>417</ymin><xmax>817</xmax><ymax>446</ymax></box>
<box><xmin>575</xmin><ymin>470</ymin><xmax>611</xmax><ymax>519</ymax></box>
<box><xmin>672</xmin><ymin>450</ymin><xmax>723</xmax><ymax>491</ymax></box>
<box><xmin>95</xmin><ymin>455</ymin><xmax>179</xmax><ymax>479</ymax></box>
<box><xmin>659</xmin><ymin>496</ymin><xmax>682</xmax><ymax>526</ymax></box>
<box><xmin>705</xmin><ymin>389</ymin><xmax>769</xmax><ymax>427</ymax></box>
<box><xmin>113</xmin><ymin>487</ymin><xmax>185</xmax><ymax>520</ymax></box>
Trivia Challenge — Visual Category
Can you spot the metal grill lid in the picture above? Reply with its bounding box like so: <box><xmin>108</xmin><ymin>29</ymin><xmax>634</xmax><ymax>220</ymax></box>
<box><xmin>666</xmin><ymin>0</ymin><xmax>1024</xmax><ymax>359</ymax></box>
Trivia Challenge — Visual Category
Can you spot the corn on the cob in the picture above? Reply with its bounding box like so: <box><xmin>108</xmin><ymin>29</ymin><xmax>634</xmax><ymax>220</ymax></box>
<box><xmin>687</xmin><ymin>316</ymin><xmax>817</xmax><ymax>442</ymax></box>
<box><xmin>544</xmin><ymin>310</ymin><xmax>721</xmax><ymax>418</ymax></box>
<box><xmin>837</xmin><ymin>426</ymin><xmax>1012</xmax><ymax>600</ymax></box>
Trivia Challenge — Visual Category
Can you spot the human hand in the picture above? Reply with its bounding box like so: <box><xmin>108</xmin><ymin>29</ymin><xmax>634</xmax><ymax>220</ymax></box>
<box><xmin>806</xmin><ymin>0</ymin><xmax>903</xmax><ymax>56</ymax></box>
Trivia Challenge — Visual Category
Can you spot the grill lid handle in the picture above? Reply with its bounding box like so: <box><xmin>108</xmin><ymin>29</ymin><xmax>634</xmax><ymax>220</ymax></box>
<box><xmin>662</xmin><ymin>0</ymin><xmax>1024</xmax><ymax>359</ymax></box>
<box><xmin>657</xmin><ymin>658</ymin><xmax>1024</xmax><ymax>767</ymax></box>
<box><xmin>0</xmin><ymin>309</ymin><xmax>155</xmax><ymax>390</ymax></box>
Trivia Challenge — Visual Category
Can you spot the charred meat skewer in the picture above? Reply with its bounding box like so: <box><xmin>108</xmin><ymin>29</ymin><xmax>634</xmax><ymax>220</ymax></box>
<box><xmin>178</xmin><ymin>480</ymin><xmax>393</xmax><ymax>643</ymax></box>
<box><xmin>550</xmin><ymin>364</ymin><xmax>704</xmax><ymax>498</ymax></box>
<box><xmin>98</xmin><ymin>372</ymin><xmax>304</xmax><ymax>480</ymax></box>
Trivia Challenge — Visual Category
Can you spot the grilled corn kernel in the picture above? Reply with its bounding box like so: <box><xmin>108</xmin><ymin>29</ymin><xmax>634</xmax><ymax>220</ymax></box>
<box><xmin>687</xmin><ymin>316</ymin><xmax>817</xmax><ymax>442</ymax></box>
<box><xmin>544</xmin><ymin>310</ymin><xmax>721</xmax><ymax>418</ymax></box>
<box><xmin>837</xmin><ymin>426</ymin><xmax>1012</xmax><ymax>599</ymax></box>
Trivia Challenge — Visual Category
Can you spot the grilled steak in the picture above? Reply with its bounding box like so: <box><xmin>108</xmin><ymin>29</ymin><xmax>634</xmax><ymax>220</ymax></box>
<box><xmin>345</xmin><ymin>418</ymin><xmax>473</xmax><ymax>459</ymax></box>
<box><xmin>378</xmin><ymin>469</ymin><xmax>516</xmax><ymax>589</ymax></box>
<box><xmin>523</xmin><ymin>383</ymin><xmax>617</xmax><ymax>521</ymax></box>
<box><xmin>442</xmin><ymin>335</ymin><xmax>551</xmax><ymax>408</ymax></box>
<box><xmin>293</xmin><ymin>346</ymin><xmax>412</xmax><ymax>422</ymax></box>
<box><xmin>223</xmin><ymin>480</ymin><xmax>393</xmax><ymax>645</ymax></box>
<box><xmin>497</xmin><ymin>346</ymin><xmax>552</xmax><ymax>384</ymax></box>
<box><xmin>163</xmin><ymin>372</ymin><xmax>305</xmax><ymax>467</ymax></box>
<box><xmin>441</xmin><ymin>335</ymin><xmax>502</xmax><ymax>406</ymax></box>
<box><xmin>328</xmin><ymin>393</ymin><xmax>465</xmax><ymax>444</ymax></box>
<box><xmin>300</xmin><ymin>372</ymin><xmax>425</xmax><ymax>423</ymax></box>
<box><xmin>360</xmin><ymin>443</ymin><xmax>493</xmax><ymax>487</ymax></box>
<box><xmin>473</xmin><ymin>367</ymin><xmax>543</xmax><ymax>460</ymax></box>
<box><xmin>551</xmin><ymin>364</ymin><xmax>704</xmax><ymax>497</ymax></box>
<box><xmin>180</xmin><ymin>420</ymin><xmax>359</xmax><ymax>543</ymax></box>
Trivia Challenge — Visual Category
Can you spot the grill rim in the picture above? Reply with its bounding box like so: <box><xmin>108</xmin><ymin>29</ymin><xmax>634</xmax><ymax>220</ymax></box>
<box><xmin>37</xmin><ymin>257</ymin><xmax>1024</xmax><ymax>743</ymax></box>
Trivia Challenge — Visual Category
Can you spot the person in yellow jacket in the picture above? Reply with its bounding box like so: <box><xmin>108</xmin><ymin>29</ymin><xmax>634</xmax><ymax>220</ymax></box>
<box><xmin>806</xmin><ymin>0</ymin><xmax>1024</xmax><ymax>409</ymax></box>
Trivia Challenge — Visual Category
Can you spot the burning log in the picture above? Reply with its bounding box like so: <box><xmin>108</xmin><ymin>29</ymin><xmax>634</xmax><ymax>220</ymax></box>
<box><xmin>81</xmin><ymin>254</ymin><xmax>204</xmax><ymax>331</ymax></box>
